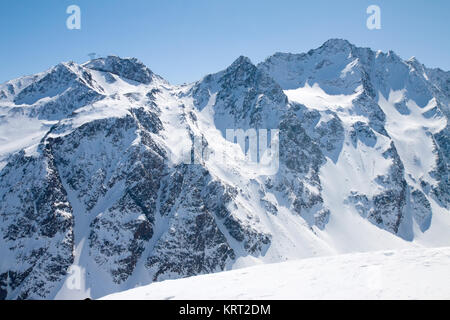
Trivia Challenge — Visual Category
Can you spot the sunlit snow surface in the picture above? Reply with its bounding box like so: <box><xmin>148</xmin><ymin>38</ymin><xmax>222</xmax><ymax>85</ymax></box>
<box><xmin>102</xmin><ymin>247</ymin><xmax>450</xmax><ymax>300</ymax></box>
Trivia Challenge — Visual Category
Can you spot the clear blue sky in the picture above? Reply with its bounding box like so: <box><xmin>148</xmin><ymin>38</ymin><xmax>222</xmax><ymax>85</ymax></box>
<box><xmin>1</xmin><ymin>0</ymin><xmax>449</xmax><ymax>84</ymax></box>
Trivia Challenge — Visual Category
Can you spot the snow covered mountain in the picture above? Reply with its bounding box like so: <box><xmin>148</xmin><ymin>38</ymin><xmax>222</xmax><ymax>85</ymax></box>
<box><xmin>0</xmin><ymin>39</ymin><xmax>449</xmax><ymax>299</ymax></box>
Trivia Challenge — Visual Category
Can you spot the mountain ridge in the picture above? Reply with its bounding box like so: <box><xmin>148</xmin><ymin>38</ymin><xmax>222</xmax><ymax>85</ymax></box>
<box><xmin>0</xmin><ymin>39</ymin><xmax>448</xmax><ymax>299</ymax></box>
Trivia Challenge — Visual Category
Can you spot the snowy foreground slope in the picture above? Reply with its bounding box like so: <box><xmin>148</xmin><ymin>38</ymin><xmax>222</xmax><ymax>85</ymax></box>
<box><xmin>0</xmin><ymin>39</ymin><xmax>449</xmax><ymax>299</ymax></box>
<box><xmin>102</xmin><ymin>247</ymin><xmax>450</xmax><ymax>300</ymax></box>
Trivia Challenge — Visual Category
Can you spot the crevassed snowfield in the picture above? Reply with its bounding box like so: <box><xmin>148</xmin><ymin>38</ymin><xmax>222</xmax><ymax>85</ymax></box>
<box><xmin>102</xmin><ymin>247</ymin><xmax>450</xmax><ymax>300</ymax></box>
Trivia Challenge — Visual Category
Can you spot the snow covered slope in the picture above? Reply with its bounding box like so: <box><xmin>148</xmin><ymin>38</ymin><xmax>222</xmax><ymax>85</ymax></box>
<box><xmin>258</xmin><ymin>39</ymin><xmax>449</xmax><ymax>242</ymax></box>
<box><xmin>101</xmin><ymin>247</ymin><xmax>450</xmax><ymax>300</ymax></box>
<box><xmin>0</xmin><ymin>40</ymin><xmax>449</xmax><ymax>299</ymax></box>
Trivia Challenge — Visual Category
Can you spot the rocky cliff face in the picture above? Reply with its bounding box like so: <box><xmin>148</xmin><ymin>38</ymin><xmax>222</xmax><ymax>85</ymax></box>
<box><xmin>0</xmin><ymin>41</ymin><xmax>449</xmax><ymax>299</ymax></box>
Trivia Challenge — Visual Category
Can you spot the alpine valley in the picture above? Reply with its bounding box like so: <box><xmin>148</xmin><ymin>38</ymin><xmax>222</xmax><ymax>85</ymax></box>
<box><xmin>0</xmin><ymin>39</ymin><xmax>449</xmax><ymax>299</ymax></box>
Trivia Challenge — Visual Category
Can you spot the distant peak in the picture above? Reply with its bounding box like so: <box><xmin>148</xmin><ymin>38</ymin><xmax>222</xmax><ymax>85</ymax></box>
<box><xmin>83</xmin><ymin>55</ymin><xmax>154</xmax><ymax>84</ymax></box>
<box><xmin>53</xmin><ymin>62</ymin><xmax>76</xmax><ymax>72</ymax></box>
<box><xmin>220</xmin><ymin>55</ymin><xmax>258</xmax><ymax>79</ymax></box>
<box><xmin>321</xmin><ymin>38</ymin><xmax>353</xmax><ymax>50</ymax></box>
<box><xmin>85</xmin><ymin>55</ymin><xmax>143</xmax><ymax>66</ymax></box>
<box><xmin>230</xmin><ymin>56</ymin><xmax>254</xmax><ymax>68</ymax></box>
<box><xmin>35</xmin><ymin>62</ymin><xmax>82</xmax><ymax>81</ymax></box>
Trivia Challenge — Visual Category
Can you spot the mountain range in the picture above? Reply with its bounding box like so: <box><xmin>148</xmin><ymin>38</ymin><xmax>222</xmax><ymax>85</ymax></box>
<box><xmin>0</xmin><ymin>39</ymin><xmax>448</xmax><ymax>299</ymax></box>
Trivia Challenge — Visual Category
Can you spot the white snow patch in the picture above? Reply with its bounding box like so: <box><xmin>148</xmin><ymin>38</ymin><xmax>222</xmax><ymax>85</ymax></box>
<box><xmin>101</xmin><ymin>247</ymin><xmax>450</xmax><ymax>300</ymax></box>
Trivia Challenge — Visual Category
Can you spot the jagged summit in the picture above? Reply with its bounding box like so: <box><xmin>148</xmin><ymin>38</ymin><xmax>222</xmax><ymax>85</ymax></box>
<box><xmin>228</xmin><ymin>55</ymin><xmax>254</xmax><ymax>68</ymax></box>
<box><xmin>319</xmin><ymin>38</ymin><xmax>354</xmax><ymax>51</ymax></box>
<box><xmin>219</xmin><ymin>55</ymin><xmax>261</xmax><ymax>84</ymax></box>
<box><xmin>257</xmin><ymin>38</ymin><xmax>446</xmax><ymax>101</ymax></box>
<box><xmin>83</xmin><ymin>55</ymin><xmax>156</xmax><ymax>84</ymax></box>
<box><xmin>190</xmin><ymin>53</ymin><xmax>286</xmax><ymax>130</ymax></box>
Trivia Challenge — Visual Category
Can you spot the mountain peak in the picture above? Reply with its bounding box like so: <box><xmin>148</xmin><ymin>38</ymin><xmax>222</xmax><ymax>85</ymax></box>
<box><xmin>218</xmin><ymin>55</ymin><xmax>259</xmax><ymax>82</ymax></box>
<box><xmin>320</xmin><ymin>38</ymin><xmax>353</xmax><ymax>51</ymax></box>
<box><xmin>83</xmin><ymin>55</ymin><xmax>154</xmax><ymax>84</ymax></box>
<box><xmin>229</xmin><ymin>55</ymin><xmax>254</xmax><ymax>69</ymax></box>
